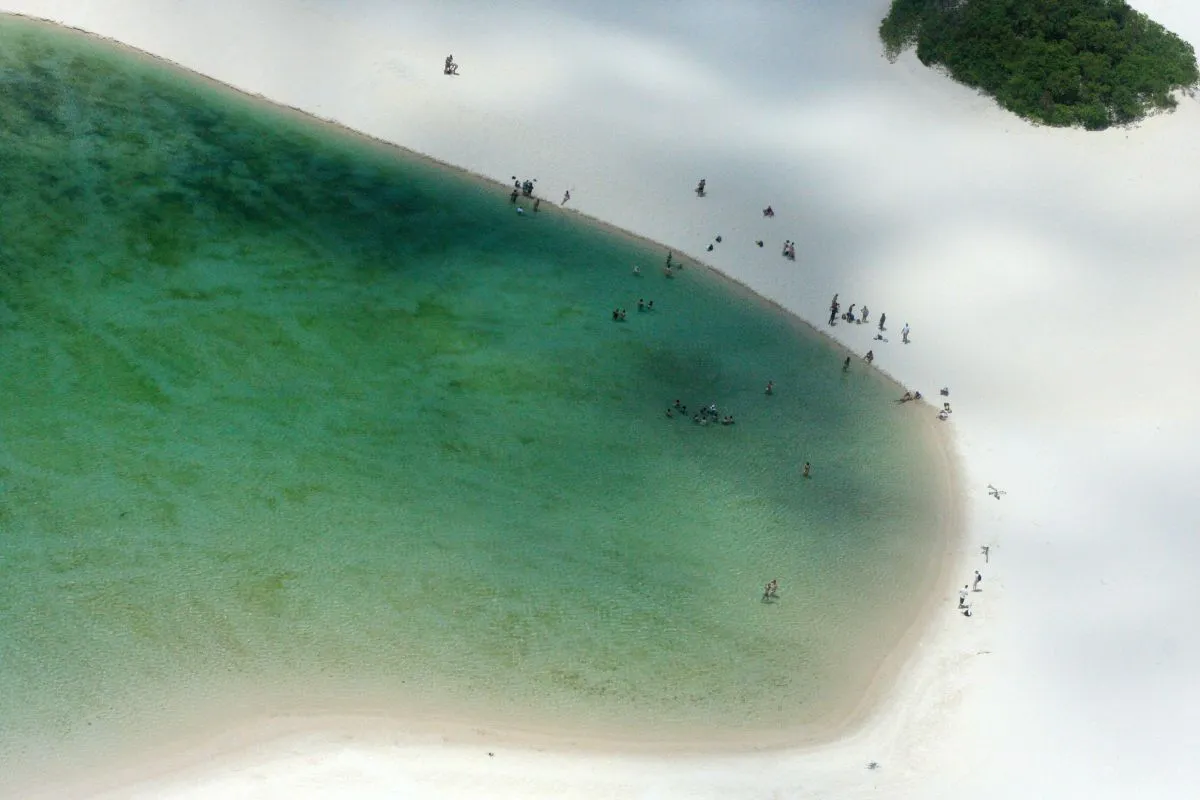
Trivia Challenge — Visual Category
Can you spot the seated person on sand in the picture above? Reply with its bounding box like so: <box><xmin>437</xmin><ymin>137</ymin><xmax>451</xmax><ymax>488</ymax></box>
<box><xmin>938</xmin><ymin>409</ymin><xmax>950</xmax><ymax>421</ymax></box>
<box><xmin>763</xmin><ymin>206</ymin><xmax>774</xmax><ymax>217</ymax></box>
<box><xmin>444</xmin><ymin>55</ymin><xmax>459</xmax><ymax>75</ymax></box>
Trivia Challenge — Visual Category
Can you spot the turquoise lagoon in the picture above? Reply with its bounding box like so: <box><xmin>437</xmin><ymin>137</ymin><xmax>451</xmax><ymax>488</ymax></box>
<box><xmin>0</xmin><ymin>15</ymin><xmax>953</xmax><ymax>783</ymax></box>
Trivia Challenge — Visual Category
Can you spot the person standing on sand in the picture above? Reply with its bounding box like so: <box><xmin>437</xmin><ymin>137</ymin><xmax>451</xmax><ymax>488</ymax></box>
<box><xmin>902</xmin><ymin>323</ymin><xmax>911</xmax><ymax>344</ymax></box>
<box><xmin>878</xmin><ymin>312</ymin><xmax>886</xmax><ymax>331</ymax></box>
<box><xmin>973</xmin><ymin>570</ymin><xmax>983</xmax><ymax>591</ymax></box>
<box><xmin>562</xmin><ymin>190</ymin><xmax>571</xmax><ymax>205</ymax></box>
<box><xmin>861</xmin><ymin>306</ymin><xmax>869</xmax><ymax>324</ymax></box>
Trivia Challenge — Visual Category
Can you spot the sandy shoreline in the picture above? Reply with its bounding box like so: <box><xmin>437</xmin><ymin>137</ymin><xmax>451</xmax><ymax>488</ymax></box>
<box><xmin>1</xmin><ymin>9</ymin><xmax>972</xmax><ymax>797</ymax></box>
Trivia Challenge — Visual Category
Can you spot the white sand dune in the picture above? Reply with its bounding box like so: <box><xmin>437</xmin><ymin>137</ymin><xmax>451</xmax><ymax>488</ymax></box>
<box><xmin>6</xmin><ymin>1</ymin><xmax>1200</xmax><ymax>797</ymax></box>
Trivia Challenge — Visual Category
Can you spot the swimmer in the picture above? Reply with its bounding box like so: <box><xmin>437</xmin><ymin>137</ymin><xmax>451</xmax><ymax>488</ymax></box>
<box><xmin>647</xmin><ymin>300</ymin><xmax>654</xmax><ymax>310</ymax></box>
<box><xmin>674</xmin><ymin>399</ymin><xmax>683</xmax><ymax>409</ymax></box>
<box><xmin>612</xmin><ymin>309</ymin><xmax>619</xmax><ymax>321</ymax></box>
<box><xmin>637</xmin><ymin>298</ymin><xmax>645</xmax><ymax>312</ymax></box>
<box><xmin>897</xmin><ymin>391</ymin><xmax>914</xmax><ymax>403</ymax></box>
<box><xmin>802</xmin><ymin>462</ymin><xmax>811</xmax><ymax>478</ymax></box>
<box><xmin>843</xmin><ymin>356</ymin><xmax>851</xmax><ymax>372</ymax></box>
<box><xmin>666</xmin><ymin>407</ymin><xmax>674</xmax><ymax>418</ymax></box>
<box><xmin>633</xmin><ymin>265</ymin><xmax>641</xmax><ymax>276</ymax></box>
<box><xmin>765</xmin><ymin>380</ymin><xmax>774</xmax><ymax>395</ymax></box>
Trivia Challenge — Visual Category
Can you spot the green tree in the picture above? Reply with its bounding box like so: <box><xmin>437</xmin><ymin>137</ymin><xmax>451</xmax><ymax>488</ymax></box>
<box><xmin>879</xmin><ymin>0</ymin><xmax>1200</xmax><ymax>130</ymax></box>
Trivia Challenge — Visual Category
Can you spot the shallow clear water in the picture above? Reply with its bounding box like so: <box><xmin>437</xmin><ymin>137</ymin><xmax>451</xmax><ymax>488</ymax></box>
<box><xmin>0</xmin><ymin>17</ymin><xmax>950</xmax><ymax>780</ymax></box>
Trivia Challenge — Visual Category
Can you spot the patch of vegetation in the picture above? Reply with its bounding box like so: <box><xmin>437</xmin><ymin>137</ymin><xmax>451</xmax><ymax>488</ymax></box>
<box><xmin>880</xmin><ymin>0</ymin><xmax>1200</xmax><ymax>129</ymax></box>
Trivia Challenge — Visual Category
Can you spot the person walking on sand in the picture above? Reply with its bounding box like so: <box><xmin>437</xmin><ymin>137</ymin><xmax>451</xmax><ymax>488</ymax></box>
<box><xmin>562</xmin><ymin>190</ymin><xmax>571</xmax><ymax>205</ymax></box>
<box><xmin>861</xmin><ymin>306</ymin><xmax>869</xmax><ymax>324</ymax></box>
<box><xmin>878</xmin><ymin>312</ymin><xmax>886</xmax><ymax>332</ymax></box>
<box><xmin>958</xmin><ymin>585</ymin><xmax>969</xmax><ymax>608</ymax></box>
<box><xmin>864</xmin><ymin>350</ymin><xmax>874</xmax><ymax>364</ymax></box>
<box><xmin>902</xmin><ymin>323</ymin><xmax>910</xmax><ymax>344</ymax></box>
<box><xmin>973</xmin><ymin>570</ymin><xmax>982</xmax><ymax>591</ymax></box>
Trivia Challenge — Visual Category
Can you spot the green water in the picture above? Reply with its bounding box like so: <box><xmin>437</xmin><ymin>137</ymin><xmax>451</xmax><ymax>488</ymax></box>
<box><xmin>0</xmin><ymin>16</ymin><xmax>950</xmax><ymax>781</ymax></box>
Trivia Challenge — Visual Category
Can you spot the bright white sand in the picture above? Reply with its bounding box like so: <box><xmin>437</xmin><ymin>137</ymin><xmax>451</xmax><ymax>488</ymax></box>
<box><xmin>6</xmin><ymin>1</ymin><xmax>1200</xmax><ymax>797</ymax></box>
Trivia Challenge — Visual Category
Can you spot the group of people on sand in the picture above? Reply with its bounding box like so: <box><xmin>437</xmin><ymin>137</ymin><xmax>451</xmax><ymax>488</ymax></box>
<box><xmin>829</xmin><ymin>294</ymin><xmax>875</xmax><ymax>327</ymax></box>
<box><xmin>897</xmin><ymin>387</ymin><xmax>954</xmax><ymax>421</ymax></box>
<box><xmin>958</xmin><ymin>569</ymin><xmax>984</xmax><ymax>616</ymax></box>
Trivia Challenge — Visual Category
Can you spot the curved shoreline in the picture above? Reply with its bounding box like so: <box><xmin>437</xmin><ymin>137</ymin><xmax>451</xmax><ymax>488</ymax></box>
<box><xmin>2</xmin><ymin>10</ymin><xmax>969</xmax><ymax>797</ymax></box>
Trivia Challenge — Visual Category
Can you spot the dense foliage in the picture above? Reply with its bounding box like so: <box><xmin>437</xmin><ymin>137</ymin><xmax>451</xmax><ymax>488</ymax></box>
<box><xmin>880</xmin><ymin>0</ymin><xmax>1200</xmax><ymax>129</ymax></box>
